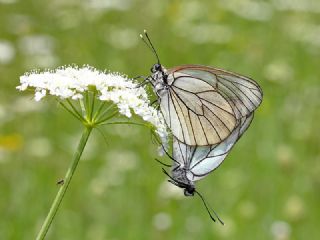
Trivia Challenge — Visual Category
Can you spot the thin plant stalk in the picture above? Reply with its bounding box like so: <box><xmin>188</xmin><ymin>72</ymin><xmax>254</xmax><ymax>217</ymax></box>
<box><xmin>95</xmin><ymin>111</ymin><xmax>119</xmax><ymax>125</ymax></box>
<box><xmin>66</xmin><ymin>99</ymin><xmax>85</xmax><ymax>122</ymax></box>
<box><xmin>58</xmin><ymin>101</ymin><xmax>83</xmax><ymax>122</ymax></box>
<box><xmin>94</xmin><ymin>103</ymin><xmax>115</xmax><ymax>122</ymax></box>
<box><xmin>93</xmin><ymin>101</ymin><xmax>106</xmax><ymax>120</ymax></box>
<box><xmin>35</xmin><ymin>126</ymin><xmax>93</xmax><ymax>240</ymax></box>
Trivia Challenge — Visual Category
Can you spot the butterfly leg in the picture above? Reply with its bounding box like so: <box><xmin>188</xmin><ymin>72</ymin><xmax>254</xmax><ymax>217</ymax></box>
<box><xmin>133</xmin><ymin>75</ymin><xmax>147</xmax><ymax>79</ymax></box>
<box><xmin>159</xmin><ymin>143</ymin><xmax>181</xmax><ymax>167</ymax></box>
<box><xmin>154</xmin><ymin>158</ymin><xmax>172</xmax><ymax>167</ymax></box>
<box><xmin>162</xmin><ymin>168</ymin><xmax>189</xmax><ymax>189</ymax></box>
<box><xmin>132</xmin><ymin>75</ymin><xmax>150</xmax><ymax>88</ymax></box>
<box><xmin>150</xmin><ymin>99</ymin><xmax>159</xmax><ymax>106</ymax></box>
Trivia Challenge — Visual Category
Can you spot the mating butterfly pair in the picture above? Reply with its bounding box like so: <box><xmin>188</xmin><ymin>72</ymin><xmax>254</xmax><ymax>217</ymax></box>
<box><xmin>141</xmin><ymin>31</ymin><xmax>263</xmax><ymax>223</ymax></box>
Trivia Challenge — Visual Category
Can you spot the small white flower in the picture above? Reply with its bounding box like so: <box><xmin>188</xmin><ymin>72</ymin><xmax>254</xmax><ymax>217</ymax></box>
<box><xmin>17</xmin><ymin>65</ymin><xmax>169</xmax><ymax>152</ymax></box>
<box><xmin>34</xmin><ymin>89</ymin><xmax>46</xmax><ymax>101</ymax></box>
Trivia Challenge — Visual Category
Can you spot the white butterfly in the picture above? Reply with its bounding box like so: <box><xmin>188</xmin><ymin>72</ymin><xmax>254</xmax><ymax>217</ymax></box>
<box><xmin>141</xmin><ymin>31</ymin><xmax>263</xmax><ymax>147</ymax></box>
<box><xmin>161</xmin><ymin>114</ymin><xmax>253</xmax><ymax>223</ymax></box>
<box><xmin>140</xmin><ymin>31</ymin><xmax>262</xmax><ymax>223</ymax></box>
<box><xmin>167</xmin><ymin>113</ymin><xmax>254</xmax><ymax>196</ymax></box>
<box><xmin>152</xmin><ymin>65</ymin><xmax>262</xmax><ymax>146</ymax></box>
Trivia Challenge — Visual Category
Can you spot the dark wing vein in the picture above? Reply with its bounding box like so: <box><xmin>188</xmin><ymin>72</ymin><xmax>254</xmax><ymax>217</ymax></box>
<box><xmin>229</xmin><ymin>80</ymin><xmax>257</xmax><ymax>108</ymax></box>
<box><xmin>202</xmin><ymin>102</ymin><xmax>233</xmax><ymax>132</ymax></box>
<box><xmin>187</xmin><ymin>145</ymin><xmax>198</xmax><ymax>168</ymax></box>
<box><xmin>201</xmin><ymin>106</ymin><xmax>221</xmax><ymax>141</ymax></box>
<box><xmin>177</xmin><ymin>139</ymin><xmax>187</xmax><ymax>166</ymax></box>
<box><xmin>217</xmin><ymin>76</ymin><xmax>251</xmax><ymax>113</ymax></box>
<box><xmin>198</xmin><ymin>96</ymin><xmax>235</xmax><ymax>120</ymax></box>
<box><xmin>189</xmin><ymin>114</ymin><xmax>253</xmax><ymax>172</ymax></box>
<box><xmin>219</xmin><ymin>75</ymin><xmax>262</xmax><ymax>110</ymax></box>
<box><xmin>173</xmin><ymin>75</ymin><xmax>216</xmax><ymax>89</ymax></box>
<box><xmin>171</xmin><ymin>87</ymin><xmax>202</xmax><ymax>116</ymax></box>
<box><xmin>197</xmin><ymin>114</ymin><xmax>209</xmax><ymax>145</ymax></box>
<box><xmin>167</xmin><ymin>91</ymin><xmax>171</xmax><ymax>128</ymax></box>
<box><xmin>170</xmin><ymin>91</ymin><xmax>187</xmax><ymax>143</ymax></box>
<box><xmin>187</xmin><ymin>108</ymin><xmax>197</xmax><ymax>145</ymax></box>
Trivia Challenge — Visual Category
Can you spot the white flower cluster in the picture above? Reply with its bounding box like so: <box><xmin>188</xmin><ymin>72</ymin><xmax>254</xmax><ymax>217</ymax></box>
<box><xmin>17</xmin><ymin>65</ymin><xmax>137</xmax><ymax>101</ymax></box>
<box><xmin>17</xmin><ymin>65</ymin><xmax>169</xmax><ymax>150</ymax></box>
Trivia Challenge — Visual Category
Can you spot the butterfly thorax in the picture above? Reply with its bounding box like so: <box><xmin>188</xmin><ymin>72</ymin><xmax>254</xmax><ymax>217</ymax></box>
<box><xmin>149</xmin><ymin>63</ymin><xmax>170</xmax><ymax>97</ymax></box>
<box><xmin>172</xmin><ymin>167</ymin><xmax>195</xmax><ymax>197</ymax></box>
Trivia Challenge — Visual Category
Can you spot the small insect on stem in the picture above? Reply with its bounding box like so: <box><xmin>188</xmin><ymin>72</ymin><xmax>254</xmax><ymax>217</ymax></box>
<box><xmin>56</xmin><ymin>179</ymin><xmax>65</xmax><ymax>185</ymax></box>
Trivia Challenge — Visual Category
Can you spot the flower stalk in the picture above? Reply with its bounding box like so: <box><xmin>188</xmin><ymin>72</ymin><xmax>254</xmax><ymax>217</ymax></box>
<box><xmin>36</xmin><ymin>126</ymin><xmax>92</xmax><ymax>240</ymax></box>
<box><xmin>17</xmin><ymin>65</ymin><xmax>169</xmax><ymax>238</ymax></box>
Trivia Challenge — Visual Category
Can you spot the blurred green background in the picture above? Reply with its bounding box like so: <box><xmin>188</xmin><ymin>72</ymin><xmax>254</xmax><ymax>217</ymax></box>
<box><xmin>1</xmin><ymin>0</ymin><xmax>319</xmax><ymax>239</ymax></box>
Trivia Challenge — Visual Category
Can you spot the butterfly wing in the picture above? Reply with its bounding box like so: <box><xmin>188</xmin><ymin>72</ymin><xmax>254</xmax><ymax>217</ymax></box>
<box><xmin>189</xmin><ymin>113</ymin><xmax>254</xmax><ymax>181</ymax></box>
<box><xmin>160</xmin><ymin>65</ymin><xmax>262</xmax><ymax>146</ymax></box>
<box><xmin>172</xmin><ymin>65</ymin><xmax>263</xmax><ymax>118</ymax></box>
<box><xmin>172</xmin><ymin>113</ymin><xmax>254</xmax><ymax>182</ymax></box>
<box><xmin>160</xmin><ymin>70</ymin><xmax>237</xmax><ymax>146</ymax></box>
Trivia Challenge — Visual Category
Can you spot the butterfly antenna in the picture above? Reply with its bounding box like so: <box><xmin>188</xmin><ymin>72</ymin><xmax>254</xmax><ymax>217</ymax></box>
<box><xmin>140</xmin><ymin>30</ymin><xmax>161</xmax><ymax>64</ymax></box>
<box><xmin>195</xmin><ymin>190</ymin><xmax>224</xmax><ymax>225</ymax></box>
<box><xmin>140</xmin><ymin>34</ymin><xmax>155</xmax><ymax>57</ymax></box>
<box><xmin>144</xmin><ymin>30</ymin><xmax>160</xmax><ymax>64</ymax></box>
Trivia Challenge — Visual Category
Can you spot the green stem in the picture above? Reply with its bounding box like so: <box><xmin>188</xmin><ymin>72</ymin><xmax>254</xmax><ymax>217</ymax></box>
<box><xmin>66</xmin><ymin>99</ymin><xmax>86</xmax><ymax>122</ymax></box>
<box><xmin>89</xmin><ymin>91</ymin><xmax>96</xmax><ymax>121</ymax></box>
<box><xmin>99</xmin><ymin>121</ymin><xmax>149</xmax><ymax>127</ymax></box>
<box><xmin>95</xmin><ymin>111</ymin><xmax>119</xmax><ymax>125</ymax></box>
<box><xmin>95</xmin><ymin>103</ymin><xmax>115</xmax><ymax>122</ymax></box>
<box><xmin>58</xmin><ymin>101</ymin><xmax>82</xmax><ymax>122</ymax></box>
<box><xmin>85</xmin><ymin>91</ymin><xmax>90</xmax><ymax>119</ymax></box>
<box><xmin>93</xmin><ymin>102</ymin><xmax>106</xmax><ymax>121</ymax></box>
<box><xmin>35</xmin><ymin>127</ymin><xmax>93</xmax><ymax>240</ymax></box>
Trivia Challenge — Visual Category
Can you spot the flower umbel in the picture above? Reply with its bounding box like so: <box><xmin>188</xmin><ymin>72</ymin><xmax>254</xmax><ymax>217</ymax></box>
<box><xmin>18</xmin><ymin>65</ymin><xmax>169</xmax><ymax>240</ymax></box>
<box><xmin>17</xmin><ymin>65</ymin><xmax>168</xmax><ymax>146</ymax></box>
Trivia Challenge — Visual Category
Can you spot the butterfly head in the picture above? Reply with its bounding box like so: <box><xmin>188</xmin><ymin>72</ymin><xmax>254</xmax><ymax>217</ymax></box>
<box><xmin>170</xmin><ymin>167</ymin><xmax>196</xmax><ymax>197</ymax></box>
<box><xmin>151</xmin><ymin>63</ymin><xmax>162</xmax><ymax>73</ymax></box>
<box><xmin>184</xmin><ymin>185</ymin><xmax>195</xmax><ymax>197</ymax></box>
<box><xmin>168</xmin><ymin>178</ymin><xmax>196</xmax><ymax>197</ymax></box>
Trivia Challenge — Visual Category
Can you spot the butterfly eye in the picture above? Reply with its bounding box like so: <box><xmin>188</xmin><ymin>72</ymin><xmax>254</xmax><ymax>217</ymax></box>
<box><xmin>151</xmin><ymin>63</ymin><xmax>161</xmax><ymax>73</ymax></box>
<box><xmin>184</xmin><ymin>188</ymin><xmax>195</xmax><ymax>197</ymax></box>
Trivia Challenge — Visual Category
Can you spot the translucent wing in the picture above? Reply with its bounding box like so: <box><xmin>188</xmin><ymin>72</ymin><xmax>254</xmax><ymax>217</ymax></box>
<box><xmin>172</xmin><ymin>65</ymin><xmax>263</xmax><ymax>119</ymax></box>
<box><xmin>160</xmin><ymin>65</ymin><xmax>262</xmax><ymax>146</ymax></box>
<box><xmin>161</xmin><ymin>72</ymin><xmax>237</xmax><ymax>146</ymax></box>
<box><xmin>172</xmin><ymin>113</ymin><xmax>254</xmax><ymax>182</ymax></box>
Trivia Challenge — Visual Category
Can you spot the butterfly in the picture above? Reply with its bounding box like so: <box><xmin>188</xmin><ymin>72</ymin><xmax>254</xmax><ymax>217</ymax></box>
<box><xmin>140</xmin><ymin>30</ymin><xmax>263</xmax><ymax>223</ymax></box>
<box><xmin>140</xmin><ymin>30</ymin><xmax>263</xmax><ymax>147</ymax></box>
<box><xmin>161</xmin><ymin>113</ymin><xmax>254</xmax><ymax>223</ymax></box>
